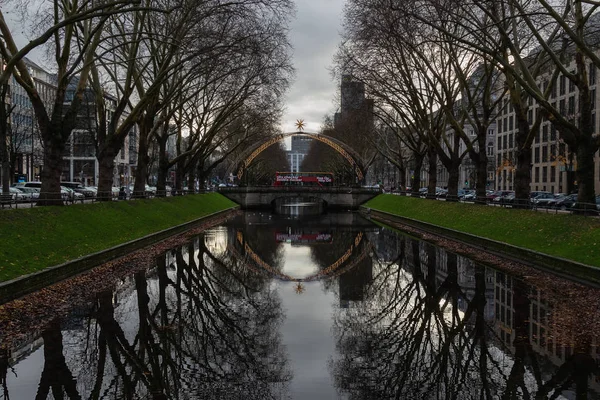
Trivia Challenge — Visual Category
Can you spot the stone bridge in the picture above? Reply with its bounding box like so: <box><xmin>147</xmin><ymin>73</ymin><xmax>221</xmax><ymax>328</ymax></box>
<box><xmin>218</xmin><ymin>186</ymin><xmax>381</xmax><ymax>210</ymax></box>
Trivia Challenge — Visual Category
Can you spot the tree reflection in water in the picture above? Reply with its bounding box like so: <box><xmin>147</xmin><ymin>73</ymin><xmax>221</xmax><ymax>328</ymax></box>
<box><xmin>16</xmin><ymin>233</ymin><xmax>290</xmax><ymax>400</ymax></box>
<box><xmin>331</xmin><ymin>231</ymin><xmax>600</xmax><ymax>399</ymax></box>
<box><xmin>4</xmin><ymin>218</ymin><xmax>600</xmax><ymax>399</ymax></box>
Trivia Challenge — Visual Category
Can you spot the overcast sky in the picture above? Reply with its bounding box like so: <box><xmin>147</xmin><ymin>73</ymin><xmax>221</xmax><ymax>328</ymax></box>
<box><xmin>280</xmin><ymin>0</ymin><xmax>345</xmax><ymax>134</ymax></box>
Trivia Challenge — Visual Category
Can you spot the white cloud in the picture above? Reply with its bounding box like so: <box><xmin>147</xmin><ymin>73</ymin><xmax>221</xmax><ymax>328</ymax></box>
<box><xmin>280</xmin><ymin>0</ymin><xmax>344</xmax><ymax>134</ymax></box>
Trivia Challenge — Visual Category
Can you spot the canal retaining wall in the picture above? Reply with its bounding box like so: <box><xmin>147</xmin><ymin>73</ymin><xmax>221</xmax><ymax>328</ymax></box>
<box><xmin>0</xmin><ymin>206</ymin><xmax>239</xmax><ymax>304</ymax></box>
<box><xmin>362</xmin><ymin>207</ymin><xmax>600</xmax><ymax>286</ymax></box>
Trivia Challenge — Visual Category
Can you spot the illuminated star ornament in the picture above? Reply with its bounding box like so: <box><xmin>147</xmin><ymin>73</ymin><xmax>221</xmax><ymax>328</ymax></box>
<box><xmin>294</xmin><ymin>282</ymin><xmax>305</xmax><ymax>294</ymax></box>
<box><xmin>295</xmin><ymin>119</ymin><xmax>305</xmax><ymax>131</ymax></box>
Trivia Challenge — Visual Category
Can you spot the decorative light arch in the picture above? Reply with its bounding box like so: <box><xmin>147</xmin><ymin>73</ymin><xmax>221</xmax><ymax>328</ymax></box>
<box><xmin>228</xmin><ymin>231</ymin><xmax>371</xmax><ymax>283</ymax></box>
<box><xmin>230</xmin><ymin>131</ymin><xmax>365</xmax><ymax>181</ymax></box>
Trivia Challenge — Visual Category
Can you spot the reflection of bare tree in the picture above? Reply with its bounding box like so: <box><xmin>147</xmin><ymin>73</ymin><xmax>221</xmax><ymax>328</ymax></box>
<box><xmin>21</xmin><ymin>233</ymin><xmax>290</xmax><ymax>400</ymax></box>
<box><xmin>332</xmin><ymin>237</ymin><xmax>600</xmax><ymax>399</ymax></box>
<box><xmin>1</xmin><ymin>348</ymin><xmax>9</xmax><ymax>400</ymax></box>
<box><xmin>35</xmin><ymin>320</ymin><xmax>81</xmax><ymax>400</ymax></box>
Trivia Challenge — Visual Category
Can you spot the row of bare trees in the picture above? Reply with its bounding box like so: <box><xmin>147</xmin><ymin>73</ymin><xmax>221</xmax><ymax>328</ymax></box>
<box><xmin>335</xmin><ymin>0</ymin><xmax>600</xmax><ymax>205</ymax></box>
<box><xmin>0</xmin><ymin>0</ymin><xmax>293</xmax><ymax>204</ymax></box>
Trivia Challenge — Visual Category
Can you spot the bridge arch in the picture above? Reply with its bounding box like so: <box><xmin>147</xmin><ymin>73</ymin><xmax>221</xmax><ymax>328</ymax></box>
<box><xmin>228</xmin><ymin>131</ymin><xmax>365</xmax><ymax>181</ymax></box>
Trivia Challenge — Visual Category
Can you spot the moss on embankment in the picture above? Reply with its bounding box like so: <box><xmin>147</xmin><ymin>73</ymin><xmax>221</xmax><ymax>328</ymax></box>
<box><xmin>365</xmin><ymin>194</ymin><xmax>600</xmax><ymax>268</ymax></box>
<box><xmin>0</xmin><ymin>193</ymin><xmax>237</xmax><ymax>282</ymax></box>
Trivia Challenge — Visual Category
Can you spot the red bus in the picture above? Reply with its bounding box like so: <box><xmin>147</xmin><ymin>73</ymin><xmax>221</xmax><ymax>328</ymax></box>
<box><xmin>274</xmin><ymin>172</ymin><xmax>334</xmax><ymax>187</ymax></box>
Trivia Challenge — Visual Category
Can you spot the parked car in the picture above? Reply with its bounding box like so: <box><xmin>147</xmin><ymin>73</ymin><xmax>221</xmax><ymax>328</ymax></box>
<box><xmin>0</xmin><ymin>187</ymin><xmax>27</xmax><ymax>202</ymax></box>
<box><xmin>530</xmin><ymin>191</ymin><xmax>552</xmax><ymax>200</ymax></box>
<box><xmin>23</xmin><ymin>181</ymin><xmax>42</xmax><ymax>189</ymax></box>
<box><xmin>60</xmin><ymin>186</ymin><xmax>85</xmax><ymax>202</ymax></box>
<box><xmin>493</xmin><ymin>190</ymin><xmax>515</xmax><ymax>205</ymax></box>
<box><xmin>459</xmin><ymin>189</ymin><xmax>476</xmax><ymax>201</ymax></box>
<box><xmin>15</xmin><ymin>186</ymin><xmax>39</xmax><ymax>201</ymax></box>
<box><xmin>61</xmin><ymin>182</ymin><xmax>95</xmax><ymax>197</ymax></box>
<box><xmin>532</xmin><ymin>192</ymin><xmax>556</xmax><ymax>208</ymax></box>
<box><xmin>554</xmin><ymin>194</ymin><xmax>578</xmax><ymax>210</ymax></box>
<box><xmin>486</xmin><ymin>190</ymin><xmax>502</xmax><ymax>202</ymax></box>
<box><xmin>571</xmin><ymin>195</ymin><xmax>600</xmax><ymax>214</ymax></box>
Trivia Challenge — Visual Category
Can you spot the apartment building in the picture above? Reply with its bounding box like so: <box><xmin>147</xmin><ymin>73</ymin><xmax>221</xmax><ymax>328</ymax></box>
<box><xmin>495</xmin><ymin>62</ymin><xmax>599</xmax><ymax>194</ymax></box>
<box><xmin>3</xmin><ymin>57</ymin><xmax>57</xmax><ymax>182</ymax></box>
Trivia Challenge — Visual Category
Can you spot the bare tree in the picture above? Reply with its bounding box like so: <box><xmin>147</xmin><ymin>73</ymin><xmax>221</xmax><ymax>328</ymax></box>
<box><xmin>0</xmin><ymin>0</ymin><xmax>144</xmax><ymax>205</ymax></box>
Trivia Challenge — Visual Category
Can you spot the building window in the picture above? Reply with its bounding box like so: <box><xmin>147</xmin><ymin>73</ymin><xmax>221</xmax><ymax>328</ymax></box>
<box><xmin>551</xmin><ymin>166</ymin><xmax>556</xmax><ymax>182</ymax></box>
<box><xmin>590</xmin><ymin>63</ymin><xmax>596</xmax><ymax>85</ymax></box>
<box><xmin>559</xmin><ymin>99</ymin><xmax>566</xmax><ymax>115</ymax></box>
<box><xmin>542</xmin><ymin>146</ymin><xmax>548</xmax><ymax>162</ymax></box>
<box><xmin>497</xmin><ymin>120</ymin><xmax>502</xmax><ymax>134</ymax></box>
<box><xmin>550</xmin><ymin>124</ymin><xmax>556</xmax><ymax>141</ymax></box>
<box><xmin>542</xmin><ymin>166</ymin><xmax>548</xmax><ymax>182</ymax></box>
<box><xmin>535</xmin><ymin>147</ymin><xmax>540</xmax><ymax>163</ymax></box>
<box><xmin>498</xmin><ymin>136</ymin><xmax>502</xmax><ymax>151</ymax></box>
<box><xmin>560</xmin><ymin>75</ymin><xmax>566</xmax><ymax>95</ymax></box>
<box><xmin>503</xmin><ymin>135</ymin><xmax>507</xmax><ymax>150</ymax></box>
<box><xmin>535</xmin><ymin>167</ymin><xmax>540</xmax><ymax>182</ymax></box>
<box><xmin>509</xmin><ymin>116</ymin><xmax>513</xmax><ymax>131</ymax></box>
<box><xmin>568</xmin><ymin>96</ymin><xmax>575</xmax><ymax>115</ymax></box>
<box><xmin>569</xmin><ymin>72</ymin><xmax>576</xmax><ymax>92</ymax></box>
<box><xmin>542</xmin><ymin>126</ymin><xmax>548</xmax><ymax>142</ymax></box>
<box><xmin>528</xmin><ymin>109</ymin><xmax>533</xmax><ymax>124</ymax></box>
<box><xmin>509</xmin><ymin>133</ymin><xmax>513</xmax><ymax>148</ymax></box>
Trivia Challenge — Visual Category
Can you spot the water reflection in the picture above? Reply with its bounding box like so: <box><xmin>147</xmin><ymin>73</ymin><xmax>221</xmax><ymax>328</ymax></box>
<box><xmin>332</xmin><ymin>230</ymin><xmax>600</xmax><ymax>399</ymax></box>
<box><xmin>2</xmin><ymin>212</ymin><xmax>600</xmax><ymax>399</ymax></box>
<box><xmin>274</xmin><ymin>197</ymin><xmax>324</xmax><ymax>215</ymax></box>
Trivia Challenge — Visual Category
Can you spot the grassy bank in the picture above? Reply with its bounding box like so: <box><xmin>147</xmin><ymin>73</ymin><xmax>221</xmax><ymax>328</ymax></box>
<box><xmin>365</xmin><ymin>194</ymin><xmax>600</xmax><ymax>267</ymax></box>
<box><xmin>0</xmin><ymin>193</ymin><xmax>237</xmax><ymax>282</ymax></box>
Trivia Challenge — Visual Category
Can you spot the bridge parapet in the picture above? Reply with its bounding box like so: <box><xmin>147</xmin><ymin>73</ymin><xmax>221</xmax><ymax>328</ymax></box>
<box><xmin>218</xmin><ymin>186</ymin><xmax>382</xmax><ymax>210</ymax></box>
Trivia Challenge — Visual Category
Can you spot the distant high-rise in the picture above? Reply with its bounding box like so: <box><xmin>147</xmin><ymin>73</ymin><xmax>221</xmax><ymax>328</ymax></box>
<box><xmin>334</xmin><ymin>75</ymin><xmax>374</xmax><ymax>129</ymax></box>
<box><xmin>287</xmin><ymin>135</ymin><xmax>312</xmax><ymax>172</ymax></box>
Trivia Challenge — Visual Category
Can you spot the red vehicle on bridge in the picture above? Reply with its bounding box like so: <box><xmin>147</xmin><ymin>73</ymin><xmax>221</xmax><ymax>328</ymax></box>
<box><xmin>273</xmin><ymin>172</ymin><xmax>334</xmax><ymax>187</ymax></box>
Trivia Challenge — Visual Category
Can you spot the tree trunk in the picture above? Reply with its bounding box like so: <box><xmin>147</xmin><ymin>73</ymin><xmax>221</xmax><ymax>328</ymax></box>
<box><xmin>514</xmin><ymin>116</ymin><xmax>534</xmax><ymax>208</ymax></box>
<box><xmin>410</xmin><ymin>152</ymin><xmax>424</xmax><ymax>196</ymax></box>
<box><xmin>195</xmin><ymin>166</ymin><xmax>206</xmax><ymax>192</ymax></box>
<box><xmin>426</xmin><ymin>146</ymin><xmax>438</xmax><ymax>199</ymax></box>
<box><xmin>398</xmin><ymin>164</ymin><xmax>406</xmax><ymax>195</ymax></box>
<box><xmin>97</xmin><ymin>148</ymin><xmax>118</xmax><ymax>201</ymax></box>
<box><xmin>37</xmin><ymin>135</ymin><xmax>67</xmax><ymax>206</ymax></box>
<box><xmin>156</xmin><ymin>134</ymin><xmax>169</xmax><ymax>197</ymax></box>
<box><xmin>187</xmin><ymin>166</ymin><xmax>195</xmax><ymax>193</ymax></box>
<box><xmin>474</xmin><ymin>132</ymin><xmax>489</xmax><ymax>204</ymax></box>
<box><xmin>575</xmin><ymin>138</ymin><xmax>596</xmax><ymax>211</ymax></box>
<box><xmin>446</xmin><ymin>162</ymin><xmax>460</xmax><ymax>201</ymax></box>
<box><xmin>0</xmin><ymin>83</ymin><xmax>10</xmax><ymax>194</ymax></box>
<box><xmin>133</xmin><ymin>123</ymin><xmax>151</xmax><ymax>199</ymax></box>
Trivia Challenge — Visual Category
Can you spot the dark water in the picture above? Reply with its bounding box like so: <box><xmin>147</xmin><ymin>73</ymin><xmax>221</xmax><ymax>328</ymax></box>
<box><xmin>2</xmin><ymin>211</ymin><xmax>600</xmax><ymax>399</ymax></box>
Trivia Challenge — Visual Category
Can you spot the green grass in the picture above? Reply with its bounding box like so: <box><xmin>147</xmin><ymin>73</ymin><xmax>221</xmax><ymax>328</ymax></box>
<box><xmin>0</xmin><ymin>193</ymin><xmax>237</xmax><ymax>282</ymax></box>
<box><xmin>365</xmin><ymin>194</ymin><xmax>600</xmax><ymax>267</ymax></box>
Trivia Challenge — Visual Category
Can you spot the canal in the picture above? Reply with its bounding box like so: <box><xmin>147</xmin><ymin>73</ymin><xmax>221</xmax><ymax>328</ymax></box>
<box><xmin>1</xmin><ymin>210</ymin><xmax>600</xmax><ymax>399</ymax></box>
